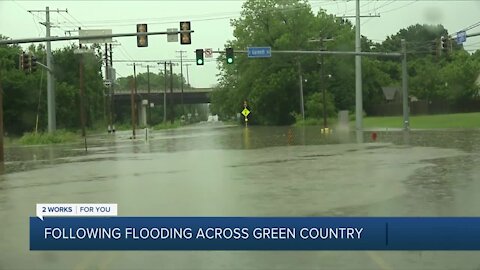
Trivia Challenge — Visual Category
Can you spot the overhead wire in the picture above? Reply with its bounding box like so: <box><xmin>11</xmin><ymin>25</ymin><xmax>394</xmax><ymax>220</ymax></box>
<box><xmin>54</xmin><ymin>1</ymin><xmax>332</xmax><ymax>28</ymax></box>
<box><xmin>11</xmin><ymin>0</ymin><xmax>44</xmax><ymax>37</ymax></box>
<box><xmin>378</xmin><ymin>0</ymin><xmax>419</xmax><ymax>14</ymax></box>
<box><xmin>66</xmin><ymin>10</ymin><xmax>85</xmax><ymax>28</ymax></box>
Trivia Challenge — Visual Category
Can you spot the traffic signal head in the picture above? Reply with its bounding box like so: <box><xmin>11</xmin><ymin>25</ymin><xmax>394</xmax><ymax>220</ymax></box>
<box><xmin>226</xmin><ymin>47</ymin><xmax>234</xmax><ymax>64</ymax></box>
<box><xmin>196</xmin><ymin>49</ymin><xmax>204</xmax><ymax>65</ymax></box>
<box><xmin>137</xmin><ymin>24</ymin><xmax>148</xmax><ymax>47</ymax></box>
<box><xmin>441</xmin><ymin>36</ymin><xmax>447</xmax><ymax>51</ymax></box>
<box><xmin>180</xmin><ymin>21</ymin><xmax>191</xmax><ymax>45</ymax></box>
<box><xmin>30</xmin><ymin>56</ymin><xmax>37</xmax><ymax>72</ymax></box>
<box><xmin>22</xmin><ymin>53</ymin><xmax>30</xmax><ymax>71</ymax></box>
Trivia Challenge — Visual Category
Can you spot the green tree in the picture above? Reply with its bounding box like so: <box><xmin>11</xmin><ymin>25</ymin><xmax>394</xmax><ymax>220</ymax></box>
<box><xmin>305</xmin><ymin>91</ymin><xmax>335</xmax><ymax>119</ymax></box>
<box><xmin>0</xmin><ymin>36</ymin><xmax>106</xmax><ymax>134</ymax></box>
<box><xmin>213</xmin><ymin>0</ymin><xmax>358</xmax><ymax>124</ymax></box>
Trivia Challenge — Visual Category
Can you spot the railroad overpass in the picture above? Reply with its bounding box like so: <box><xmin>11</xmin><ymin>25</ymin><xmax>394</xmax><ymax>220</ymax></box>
<box><xmin>112</xmin><ymin>87</ymin><xmax>213</xmax><ymax>126</ymax></box>
<box><xmin>113</xmin><ymin>87</ymin><xmax>213</xmax><ymax>105</ymax></box>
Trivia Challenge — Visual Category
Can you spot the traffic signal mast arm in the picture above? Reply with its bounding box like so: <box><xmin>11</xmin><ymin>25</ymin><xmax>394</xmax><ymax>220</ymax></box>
<box><xmin>201</xmin><ymin>49</ymin><xmax>402</xmax><ymax>57</ymax></box>
<box><xmin>32</xmin><ymin>60</ymin><xmax>52</xmax><ymax>72</ymax></box>
<box><xmin>0</xmin><ymin>30</ymin><xmax>194</xmax><ymax>45</ymax></box>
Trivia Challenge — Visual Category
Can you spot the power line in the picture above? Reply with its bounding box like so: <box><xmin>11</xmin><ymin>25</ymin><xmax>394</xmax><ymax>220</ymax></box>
<box><xmin>120</xmin><ymin>45</ymin><xmax>134</xmax><ymax>61</ymax></box>
<box><xmin>463</xmin><ymin>40</ymin><xmax>480</xmax><ymax>47</ymax></box>
<box><xmin>58</xmin><ymin>12</ymin><xmax>79</xmax><ymax>28</ymax></box>
<box><xmin>54</xmin><ymin>2</ymin><xmax>328</xmax><ymax>28</ymax></box>
<box><xmin>66</xmin><ymin>10</ymin><xmax>85</xmax><ymax>28</ymax></box>
<box><xmin>378</xmin><ymin>0</ymin><xmax>418</xmax><ymax>14</ymax></box>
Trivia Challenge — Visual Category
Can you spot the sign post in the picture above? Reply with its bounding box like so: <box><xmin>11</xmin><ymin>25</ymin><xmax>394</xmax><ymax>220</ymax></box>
<box><xmin>242</xmin><ymin>100</ymin><xmax>250</xmax><ymax>127</ymax></box>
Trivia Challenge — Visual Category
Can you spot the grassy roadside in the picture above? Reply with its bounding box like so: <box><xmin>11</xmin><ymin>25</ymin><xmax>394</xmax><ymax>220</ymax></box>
<box><xmin>16</xmin><ymin>130</ymin><xmax>80</xmax><ymax>145</ymax></box>
<box><xmin>294</xmin><ymin>112</ymin><xmax>480</xmax><ymax>129</ymax></box>
<box><xmin>294</xmin><ymin>117</ymin><xmax>338</xmax><ymax>127</ymax></box>
<box><xmin>354</xmin><ymin>112</ymin><xmax>480</xmax><ymax>129</ymax></box>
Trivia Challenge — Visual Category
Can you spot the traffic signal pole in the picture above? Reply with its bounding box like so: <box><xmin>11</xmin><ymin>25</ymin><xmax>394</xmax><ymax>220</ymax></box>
<box><xmin>163</xmin><ymin>62</ymin><xmax>167</xmax><ymax>124</ymax></box>
<box><xmin>355</xmin><ymin>0</ymin><xmax>363</xmax><ymax>131</ymax></box>
<box><xmin>0</xmin><ymin>69</ymin><xmax>4</xmax><ymax>163</ymax></box>
<box><xmin>0</xmin><ymin>30</ymin><xmax>195</xmax><ymax>45</ymax></box>
<box><xmin>170</xmin><ymin>61</ymin><xmax>174</xmax><ymax>124</ymax></box>
<box><xmin>46</xmin><ymin>7</ymin><xmax>56</xmax><ymax>133</ymax></box>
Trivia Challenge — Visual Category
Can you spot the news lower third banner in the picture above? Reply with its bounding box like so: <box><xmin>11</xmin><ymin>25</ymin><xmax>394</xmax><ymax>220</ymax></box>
<box><xmin>30</xmin><ymin>217</ymin><xmax>480</xmax><ymax>250</ymax></box>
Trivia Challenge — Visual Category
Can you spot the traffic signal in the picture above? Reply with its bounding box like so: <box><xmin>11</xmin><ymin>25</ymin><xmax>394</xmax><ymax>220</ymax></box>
<box><xmin>441</xmin><ymin>36</ymin><xmax>448</xmax><ymax>52</ymax></box>
<box><xmin>22</xmin><ymin>53</ymin><xmax>30</xmax><ymax>72</ymax></box>
<box><xmin>196</xmin><ymin>49</ymin><xmax>204</xmax><ymax>65</ymax></box>
<box><xmin>180</xmin><ymin>21</ymin><xmax>191</xmax><ymax>45</ymax></box>
<box><xmin>226</xmin><ymin>47</ymin><xmax>234</xmax><ymax>64</ymax></box>
<box><xmin>136</xmin><ymin>24</ymin><xmax>148</xmax><ymax>47</ymax></box>
<box><xmin>30</xmin><ymin>56</ymin><xmax>37</xmax><ymax>72</ymax></box>
<box><xmin>19</xmin><ymin>53</ymin><xmax>24</xmax><ymax>70</ymax></box>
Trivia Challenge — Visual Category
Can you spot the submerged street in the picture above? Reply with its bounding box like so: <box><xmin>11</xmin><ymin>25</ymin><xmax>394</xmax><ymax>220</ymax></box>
<box><xmin>1</xmin><ymin>123</ymin><xmax>480</xmax><ymax>270</ymax></box>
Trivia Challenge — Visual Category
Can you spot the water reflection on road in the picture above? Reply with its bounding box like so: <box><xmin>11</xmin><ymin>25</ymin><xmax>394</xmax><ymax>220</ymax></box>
<box><xmin>1</xmin><ymin>123</ymin><xmax>480</xmax><ymax>270</ymax></box>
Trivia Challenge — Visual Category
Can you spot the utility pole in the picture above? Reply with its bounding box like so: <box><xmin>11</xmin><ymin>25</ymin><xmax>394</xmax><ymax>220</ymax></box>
<box><xmin>355</xmin><ymin>0</ymin><xmax>363</xmax><ymax>131</ymax></box>
<box><xmin>130</xmin><ymin>63</ymin><xmax>137</xmax><ymax>139</ymax></box>
<box><xmin>163</xmin><ymin>62</ymin><xmax>167</xmax><ymax>123</ymax></box>
<box><xmin>177</xmin><ymin>50</ymin><xmax>186</xmax><ymax>115</ymax></box>
<box><xmin>0</xmin><ymin>69</ymin><xmax>4</xmax><ymax>162</ymax></box>
<box><xmin>338</xmin><ymin>5</ymin><xmax>379</xmax><ymax>131</ymax></box>
<box><xmin>309</xmin><ymin>37</ymin><xmax>333</xmax><ymax>128</ymax></box>
<box><xmin>147</xmin><ymin>64</ymin><xmax>151</xmax><ymax>126</ymax></box>
<box><xmin>29</xmin><ymin>7</ymin><xmax>68</xmax><ymax>133</ymax></box>
<box><xmin>401</xmin><ymin>39</ymin><xmax>409</xmax><ymax>131</ymax></box>
<box><xmin>104</xmin><ymin>43</ymin><xmax>109</xmax><ymax>128</ymax></box>
<box><xmin>320</xmin><ymin>38</ymin><xmax>327</xmax><ymax>129</ymax></box>
<box><xmin>297</xmin><ymin>60</ymin><xmax>305</xmax><ymax>121</ymax></box>
<box><xmin>109</xmin><ymin>43</ymin><xmax>114</xmax><ymax>133</ymax></box>
<box><xmin>79</xmin><ymin>46</ymin><xmax>87</xmax><ymax>151</ymax></box>
<box><xmin>184</xmin><ymin>64</ymin><xmax>191</xmax><ymax>87</ymax></box>
<box><xmin>170</xmin><ymin>61</ymin><xmax>174</xmax><ymax>124</ymax></box>
<box><xmin>319</xmin><ymin>38</ymin><xmax>335</xmax><ymax>129</ymax></box>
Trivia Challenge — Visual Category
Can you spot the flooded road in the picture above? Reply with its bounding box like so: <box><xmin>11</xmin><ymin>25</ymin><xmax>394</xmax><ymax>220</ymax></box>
<box><xmin>1</xmin><ymin>123</ymin><xmax>480</xmax><ymax>270</ymax></box>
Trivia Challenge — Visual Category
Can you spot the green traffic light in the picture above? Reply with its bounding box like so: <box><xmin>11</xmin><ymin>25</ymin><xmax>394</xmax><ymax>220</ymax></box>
<box><xmin>226</xmin><ymin>48</ymin><xmax>234</xmax><ymax>64</ymax></box>
<box><xmin>197</xmin><ymin>59</ymin><xmax>203</xmax><ymax>65</ymax></box>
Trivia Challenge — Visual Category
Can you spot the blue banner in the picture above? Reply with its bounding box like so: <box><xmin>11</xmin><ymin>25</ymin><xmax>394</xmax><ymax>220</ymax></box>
<box><xmin>30</xmin><ymin>217</ymin><xmax>480</xmax><ymax>250</ymax></box>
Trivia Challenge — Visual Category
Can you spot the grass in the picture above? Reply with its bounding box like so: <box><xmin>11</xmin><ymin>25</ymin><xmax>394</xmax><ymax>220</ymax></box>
<box><xmin>18</xmin><ymin>130</ymin><xmax>79</xmax><ymax>145</ymax></box>
<box><xmin>353</xmin><ymin>112</ymin><xmax>480</xmax><ymax>129</ymax></box>
<box><xmin>294</xmin><ymin>117</ymin><xmax>338</xmax><ymax>127</ymax></box>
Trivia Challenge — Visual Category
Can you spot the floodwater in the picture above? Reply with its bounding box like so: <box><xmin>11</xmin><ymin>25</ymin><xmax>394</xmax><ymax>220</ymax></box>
<box><xmin>1</xmin><ymin>122</ymin><xmax>480</xmax><ymax>270</ymax></box>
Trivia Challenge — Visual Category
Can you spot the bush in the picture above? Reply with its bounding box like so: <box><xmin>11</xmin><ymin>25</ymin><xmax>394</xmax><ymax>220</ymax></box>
<box><xmin>18</xmin><ymin>130</ymin><xmax>78</xmax><ymax>145</ymax></box>
<box><xmin>305</xmin><ymin>92</ymin><xmax>336</xmax><ymax>119</ymax></box>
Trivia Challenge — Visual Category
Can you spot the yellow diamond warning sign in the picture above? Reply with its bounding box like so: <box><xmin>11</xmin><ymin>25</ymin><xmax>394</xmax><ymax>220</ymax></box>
<box><xmin>242</xmin><ymin>108</ymin><xmax>250</xmax><ymax>117</ymax></box>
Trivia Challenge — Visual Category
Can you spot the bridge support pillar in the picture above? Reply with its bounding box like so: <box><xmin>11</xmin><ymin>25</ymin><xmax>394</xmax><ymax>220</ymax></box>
<box><xmin>139</xmin><ymin>99</ymin><xmax>148</xmax><ymax>127</ymax></box>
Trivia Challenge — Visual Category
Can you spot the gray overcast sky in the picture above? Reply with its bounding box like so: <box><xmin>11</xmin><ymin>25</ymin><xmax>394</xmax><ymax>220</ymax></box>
<box><xmin>1</xmin><ymin>0</ymin><xmax>480</xmax><ymax>88</ymax></box>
